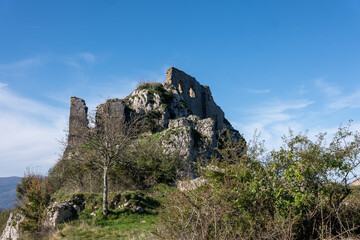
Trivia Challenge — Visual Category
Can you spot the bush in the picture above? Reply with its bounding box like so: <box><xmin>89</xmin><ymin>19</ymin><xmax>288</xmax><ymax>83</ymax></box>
<box><xmin>16</xmin><ymin>172</ymin><xmax>51</xmax><ymax>234</ymax></box>
<box><xmin>0</xmin><ymin>209</ymin><xmax>11</xmax><ymax>235</ymax></box>
<box><xmin>158</xmin><ymin>125</ymin><xmax>360</xmax><ymax>239</ymax></box>
<box><xmin>112</xmin><ymin>138</ymin><xmax>182</xmax><ymax>190</ymax></box>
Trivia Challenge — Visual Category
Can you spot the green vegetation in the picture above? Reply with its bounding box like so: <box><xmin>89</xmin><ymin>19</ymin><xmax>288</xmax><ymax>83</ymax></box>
<box><xmin>141</xmin><ymin>110</ymin><xmax>163</xmax><ymax>133</ymax></box>
<box><xmin>0</xmin><ymin>208</ymin><xmax>11</xmax><ymax>234</ymax></box>
<box><xmin>50</xmin><ymin>214</ymin><xmax>157</xmax><ymax>240</ymax></box>
<box><xmin>158</xmin><ymin>125</ymin><xmax>360</xmax><ymax>239</ymax></box>
<box><xmin>7</xmin><ymin>118</ymin><xmax>360</xmax><ymax>239</ymax></box>
<box><xmin>16</xmin><ymin>173</ymin><xmax>51</xmax><ymax>233</ymax></box>
<box><xmin>136</xmin><ymin>81</ymin><xmax>174</xmax><ymax>108</ymax></box>
<box><xmin>191</xmin><ymin>127</ymin><xmax>204</xmax><ymax>148</ymax></box>
<box><xmin>121</xmin><ymin>140</ymin><xmax>181</xmax><ymax>189</ymax></box>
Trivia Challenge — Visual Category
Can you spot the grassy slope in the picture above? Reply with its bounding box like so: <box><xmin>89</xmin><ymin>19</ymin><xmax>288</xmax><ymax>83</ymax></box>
<box><xmin>49</xmin><ymin>214</ymin><xmax>158</xmax><ymax>240</ymax></box>
<box><xmin>44</xmin><ymin>184</ymin><xmax>175</xmax><ymax>240</ymax></box>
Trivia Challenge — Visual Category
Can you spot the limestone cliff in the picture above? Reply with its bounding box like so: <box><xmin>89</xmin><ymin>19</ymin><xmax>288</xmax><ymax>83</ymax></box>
<box><xmin>64</xmin><ymin>67</ymin><xmax>243</xmax><ymax>164</ymax></box>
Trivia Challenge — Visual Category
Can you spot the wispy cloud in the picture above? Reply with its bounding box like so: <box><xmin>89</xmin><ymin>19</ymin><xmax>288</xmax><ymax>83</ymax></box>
<box><xmin>313</xmin><ymin>77</ymin><xmax>360</xmax><ymax>110</ymax></box>
<box><xmin>232</xmin><ymin>99</ymin><xmax>314</xmax><ymax>150</ymax></box>
<box><xmin>78</xmin><ymin>52</ymin><xmax>96</xmax><ymax>63</ymax></box>
<box><xmin>0</xmin><ymin>83</ymin><xmax>67</xmax><ymax>177</ymax></box>
<box><xmin>250</xmin><ymin>100</ymin><xmax>314</xmax><ymax>125</ymax></box>
<box><xmin>329</xmin><ymin>89</ymin><xmax>360</xmax><ymax>109</ymax></box>
<box><xmin>0</xmin><ymin>56</ymin><xmax>47</xmax><ymax>81</ymax></box>
<box><xmin>315</xmin><ymin>77</ymin><xmax>341</xmax><ymax>96</ymax></box>
<box><xmin>63</xmin><ymin>52</ymin><xmax>96</xmax><ymax>69</ymax></box>
<box><xmin>0</xmin><ymin>56</ymin><xmax>44</xmax><ymax>70</ymax></box>
<box><xmin>246</xmin><ymin>88</ymin><xmax>271</xmax><ymax>94</ymax></box>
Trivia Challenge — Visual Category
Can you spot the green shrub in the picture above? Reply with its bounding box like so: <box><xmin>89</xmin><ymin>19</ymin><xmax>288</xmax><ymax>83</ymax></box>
<box><xmin>16</xmin><ymin>173</ymin><xmax>51</xmax><ymax>234</ymax></box>
<box><xmin>116</xmin><ymin>139</ymin><xmax>181</xmax><ymax>190</ymax></box>
<box><xmin>0</xmin><ymin>209</ymin><xmax>11</xmax><ymax>234</ymax></box>
<box><xmin>158</xmin><ymin>125</ymin><xmax>360</xmax><ymax>239</ymax></box>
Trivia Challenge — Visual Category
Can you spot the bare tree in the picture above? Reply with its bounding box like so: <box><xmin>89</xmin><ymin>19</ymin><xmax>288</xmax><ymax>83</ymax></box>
<box><xmin>73</xmin><ymin>100</ymin><xmax>138</xmax><ymax>216</ymax></box>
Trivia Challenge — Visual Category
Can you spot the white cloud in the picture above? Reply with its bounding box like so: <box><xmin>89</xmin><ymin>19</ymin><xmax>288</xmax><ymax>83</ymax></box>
<box><xmin>63</xmin><ymin>52</ymin><xmax>96</xmax><ymax>69</ymax></box>
<box><xmin>232</xmin><ymin>99</ymin><xmax>314</xmax><ymax>151</ymax></box>
<box><xmin>249</xmin><ymin>100</ymin><xmax>314</xmax><ymax>126</ymax></box>
<box><xmin>329</xmin><ymin>89</ymin><xmax>360</xmax><ymax>109</ymax></box>
<box><xmin>246</xmin><ymin>88</ymin><xmax>271</xmax><ymax>94</ymax></box>
<box><xmin>0</xmin><ymin>83</ymin><xmax>67</xmax><ymax>177</ymax></box>
<box><xmin>0</xmin><ymin>56</ymin><xmax>46</xmax><ymax>80</ymax></box>
<box><xmin>315</xmin><ymin>77</ymin><xmax>341</xmax><ymax>96</ymax></box>
<box><xmin>0</xmin><ymin>56</ymin><xmax>44</xmax><ymax>70</ymax></box>
<box><xmin>78</xmin><ymin>52</ymin><xmax>96</xmax><ymax>63</ymax></box>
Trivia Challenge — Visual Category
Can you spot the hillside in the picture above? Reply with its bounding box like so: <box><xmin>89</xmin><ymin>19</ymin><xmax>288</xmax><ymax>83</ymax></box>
<box><xmin>0</xmin><ymin>177</ymin><xmax>21</xmax><ymax>210</ymax></box>
<box><xmin>2</xmin><ymin>68</ymin><xmax>360</xmax><ymax>240</ymax></box>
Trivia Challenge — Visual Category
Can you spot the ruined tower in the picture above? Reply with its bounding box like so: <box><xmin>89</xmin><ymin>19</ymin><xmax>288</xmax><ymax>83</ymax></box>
<box><xmin>166</xmin><ymin>67</ymin><xmax>225</xmax><ymax>130</ymax></box>
<box><xmin>65</xmin><ymin>97</ymin><xmax>89</xmax><ymax>155</ymax></box>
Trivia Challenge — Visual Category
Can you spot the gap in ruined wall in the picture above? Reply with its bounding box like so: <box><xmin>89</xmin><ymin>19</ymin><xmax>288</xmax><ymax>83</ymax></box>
<box><xmin>189</xmin><ymin>87</ymin><xmax>195</xmax><ymax>98</ymax></box>
<box><xmin>178</xmin><ymin>81</ymin><xmax>183</xmax><ymax>94</ymax></box>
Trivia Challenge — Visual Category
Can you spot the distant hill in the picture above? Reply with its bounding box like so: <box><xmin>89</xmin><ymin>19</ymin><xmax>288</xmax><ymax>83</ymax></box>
<box><xmin>0</xmin><ymin>176</ymin><xmax>21</xmax><ymax>209</ymax></box>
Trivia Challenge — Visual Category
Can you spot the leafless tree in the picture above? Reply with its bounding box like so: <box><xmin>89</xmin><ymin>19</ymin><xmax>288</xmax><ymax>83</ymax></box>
<box><xmin>73</xmin><ymin>101</ymin><xmax>139</xmax><ymax>216</ymax></box>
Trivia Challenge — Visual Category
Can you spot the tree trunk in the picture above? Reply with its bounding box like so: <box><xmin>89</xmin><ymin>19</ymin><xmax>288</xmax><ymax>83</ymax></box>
<box><xmin>102</xmin><ymin>166</ymin><xmax>108</xmax><ymax>216</ymax></box>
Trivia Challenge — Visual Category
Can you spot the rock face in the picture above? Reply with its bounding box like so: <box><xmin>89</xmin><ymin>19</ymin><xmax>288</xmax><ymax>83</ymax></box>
<box><xmin>163</xmin><ymin>115</ymin><xmax>217</xmax><ymax>162</ymax></box>
<box><xmin>0</xmin><ymin>212</ymin><xmax>24</xmax><ymax>240</ymax></box>
<box><xmin>43</xmin><ymin>202</ymin><xmax>78</xmax><ymax>228</ymax></box>
<box><xmin>64</xmin><ymin>67</ymin><xmax>243</xmax><ymax>166</ymax></box>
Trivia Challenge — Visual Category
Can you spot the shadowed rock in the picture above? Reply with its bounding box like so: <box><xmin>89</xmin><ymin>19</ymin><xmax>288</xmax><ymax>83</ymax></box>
<box><xmin>166</xmin><ymin>67</ymin><xmax>224</xmax><ymax>130</ymax></box>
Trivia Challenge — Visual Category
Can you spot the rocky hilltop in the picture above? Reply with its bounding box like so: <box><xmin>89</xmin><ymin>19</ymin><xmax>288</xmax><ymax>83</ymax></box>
<box><xmin>65</xmin><ymin>67</ymin><xmax>242</xmax><ymax>165</ymax></box>
<box><xmin>1</xmin><ymin>68</ymin><xmax>244</xmax><ymax>240</ymax></box>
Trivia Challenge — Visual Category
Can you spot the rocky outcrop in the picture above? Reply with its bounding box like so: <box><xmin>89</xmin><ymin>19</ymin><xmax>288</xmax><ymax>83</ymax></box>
<box><xmin>64</xmin><ymin>67</ymin><xmax>244</xmax><ymax>170</ymax></box>
<box><xmin>0</xmin><ymin>212</ymin><xmax>24</xmax><ymax>240</ymax></box>
<box><xmin>43</xmin><ymin>202</ymin><xmax>78</xmax><ymax>228</ymax></box>
<box><xmin>163</xmin><ymin>115</ymin><xmax>217</xmax><ymax>162</ymax></box>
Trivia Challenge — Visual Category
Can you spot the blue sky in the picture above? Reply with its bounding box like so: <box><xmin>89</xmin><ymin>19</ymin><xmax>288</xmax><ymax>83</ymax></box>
<box><xmin>0</xmin><ymin>0</ymin><xmax>360</xmax><ymax>177</ymax></box>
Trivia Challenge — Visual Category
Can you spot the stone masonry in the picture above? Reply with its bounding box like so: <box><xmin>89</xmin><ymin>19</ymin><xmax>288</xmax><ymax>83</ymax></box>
<box><xmin>166</xmin><ymin>67</ymin><xmax>225</xmax><ymax>130</ymax></box>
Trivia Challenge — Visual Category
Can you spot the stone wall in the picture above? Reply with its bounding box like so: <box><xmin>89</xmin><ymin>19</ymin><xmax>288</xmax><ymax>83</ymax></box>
<box><xmin>166</xmin><ymin>67</ymin><xmax>225</xmax><ymax>130</ymax></box>
<box><xmin>64</xmin><ymin>97</ymin><xmax>89</xmax><ymax>156</ymax></box>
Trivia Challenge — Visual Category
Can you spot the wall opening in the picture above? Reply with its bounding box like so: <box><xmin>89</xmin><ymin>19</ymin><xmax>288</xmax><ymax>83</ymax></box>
<box><xmin>178</xmin><ymin>80</ymin><xmax>183</xmax><ymax>94</ymax></box>
<box><xmin>178</xmin><ymin>83</ymin><xmax>183</xmax><ymax>94</ymax></box>
<box><xmin>189</xmin><ymin>87</ymin><xmax>195</xmax><ymax>98</ymax></box>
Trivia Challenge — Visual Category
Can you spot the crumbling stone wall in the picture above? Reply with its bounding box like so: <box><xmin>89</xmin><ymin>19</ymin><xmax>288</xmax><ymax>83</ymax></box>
<box><xmin>64</xmin><ymin>97</ymin><xmax>89</xmax><ymax>156</ymax></box>
<box><xmin>166</xmin><ymin>67</ymin><xmax>225</xmax><ymax>130</ymax></box>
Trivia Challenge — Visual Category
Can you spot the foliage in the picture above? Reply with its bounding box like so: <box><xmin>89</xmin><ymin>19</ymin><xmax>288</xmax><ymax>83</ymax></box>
<box><xmin>0</xmin><ymin>208</ymin><xmax>11</xmax><ymax>235</ymax></box>
<box><xmin>48</xmin><ymin>119</ymin><xmax>181</xmax><ymax>196</ymax></box>
<box><xmin>158</xmin><ymin>125</ymin><xmax>360</xmax><ymax>239</ymax></box>
<box><xmin>49</xmin><ymin>214</ymin><xmax>158</xmax><ymax>240</ymax></box>
<box><xmin>136</xmin><ymin>81</ymin><xmax>173</xmax><ymax>107</ymax></box>
<box><xmin>141</xmin><ymin>110</ymin><xmax>163</xmax><ymax>133</ymax></box>
<box><xmin>46</xmin><ymin>188</ymin><xmax>171</xmax><ymax>240</ymax></box>
<box><xmin>110</xmin><ymin>136</ymin><xmax>182</xmax><ymax>189</ymax></box>
<box><xmin>16</xmin><ymin>173</ymin><xmax>51</xmax><ymax>234</ymax></box>
<box><xmin>71</xmin><ymin>102</ymin><xmax>140</xmax><ymax>216</ymax></box>
<box><xmin>47</xmin><ymin>157</ymin><xmax>98</xmax><ymax>194</ymax></box>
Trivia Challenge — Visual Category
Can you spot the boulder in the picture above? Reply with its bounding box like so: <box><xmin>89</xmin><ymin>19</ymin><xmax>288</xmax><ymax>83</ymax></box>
<box><xmin>43</xmin><ymin>202</ymin><xmax>78</xmax><ymax>228</ymax></box>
